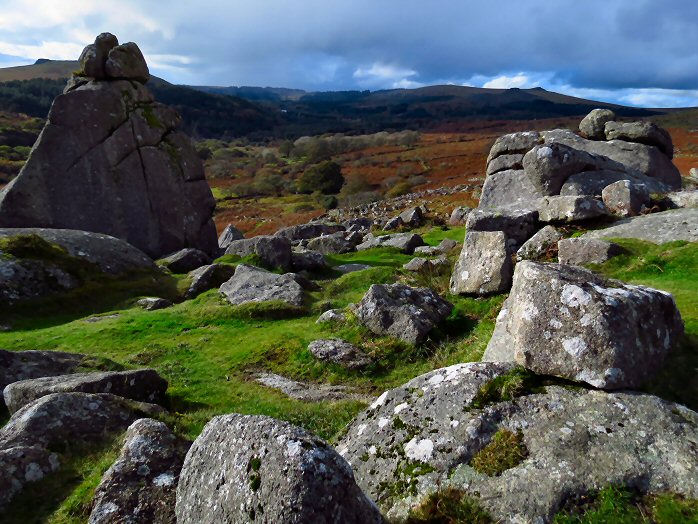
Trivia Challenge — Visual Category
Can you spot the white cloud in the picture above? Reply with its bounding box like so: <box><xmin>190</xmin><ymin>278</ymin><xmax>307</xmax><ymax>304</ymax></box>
<box><xmin>0</xmin><ymin>41</ymin><xmax>85</xmax><ymax>61</ymax></box>
<box><xmin>353</xmin><ymin>62</ymin><xmax>422</xmax><ymax>89</ymax></box>
<box><xmin>482</xmin><ymin>73</ymin><xmax>532</xmax><ymax>89</ymax></box>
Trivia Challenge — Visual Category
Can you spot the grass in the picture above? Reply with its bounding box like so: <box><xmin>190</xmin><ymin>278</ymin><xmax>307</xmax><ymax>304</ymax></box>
<box><xmin>554</xmin><ymin>485</ymin><xmax>698</xmax><ymax>524</ymax></box>
<box><xmin>469</xmin><ymin>429</ymin><xmax>527</xmax><ymax>476</ymax></box>
<box><xmin>469</xmin><ymin>367</ymin><xmax>543</xmax><ymax>409</ymax></box>
<box><xmin>404</xmin><ymin>488</ymin><xmax>492</xmax><ymax>524</ymax></box>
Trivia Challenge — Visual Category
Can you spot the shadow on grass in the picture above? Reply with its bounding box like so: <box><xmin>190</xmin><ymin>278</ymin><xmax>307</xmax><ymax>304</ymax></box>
<box><xmin>642</xmin><ymin>334</ymin><xmax>698</xmax><ymax>411</ymax></box>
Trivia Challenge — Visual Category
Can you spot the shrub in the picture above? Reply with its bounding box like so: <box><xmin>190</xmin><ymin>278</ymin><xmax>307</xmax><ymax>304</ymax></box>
<box><xmin>297</xmin><ymin>161</ymin><xmax>344</xmax><ymax>195</ymax></box>
<box><xmin>385</xmin><ymin>181</ymin><xmax>412</xmax><ymax>198</ymax></box>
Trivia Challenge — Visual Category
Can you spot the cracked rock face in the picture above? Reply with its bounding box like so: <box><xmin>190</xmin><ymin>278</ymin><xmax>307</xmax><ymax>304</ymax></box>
<box><xmin>483</xmin><ymin>261</ymin><xmax>684</xmax><ymax>389</ymax></box>
<box><xmin>338</xmin><ymin>362</ymin><xmax>698</xmax><ymax>523</ymax></box>
<box><xmin>89</xmin><ymin>418</ymin><xmax>190</xmax><ymax>524</ymax></box>
<box><xmin>176</xmin><ymin>414</ymin><xmax>382</xmax><ymax>524</ymax></box>
<box><xmin>0</xmin><ymin>36</ymin><xmax>217</xmax><ymax>259</ymax></box>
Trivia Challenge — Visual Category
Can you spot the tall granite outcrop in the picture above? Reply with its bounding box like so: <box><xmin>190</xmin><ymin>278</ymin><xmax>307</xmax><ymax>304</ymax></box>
<box><xmin>0</xmin><ymin>33</ymin><xmax>217</xmax><ymax>258</ymax></box>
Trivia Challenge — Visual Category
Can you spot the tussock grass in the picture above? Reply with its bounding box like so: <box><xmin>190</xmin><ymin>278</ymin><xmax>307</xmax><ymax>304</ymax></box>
<box><xmin>404</xmin><ymin>487</ymin><xmax>492</xmax><ymax>524</ymax></box>
<box><xmin>470</xmin><ymin>429</ymin><xmax>527</xmax><ymax>476</ymax></box>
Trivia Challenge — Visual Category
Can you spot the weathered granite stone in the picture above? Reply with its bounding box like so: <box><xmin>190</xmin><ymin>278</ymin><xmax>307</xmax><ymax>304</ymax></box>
<box><xmin>479</xmin><ymin>169</ymin><xmax>545</xmax><ymax>208</ymax></box>
<box><xmin>483</xmin><ymin>261</ymin><xmax>684</xmax><ymax>389</ymax></box>
<box><xmin>579</xmin><ymin>109</ymin><xmax>616</xmax><ymax>140</ymax></box>
<box><xmin>450</xmin><ymin>231</ymin><xmax>513</xmax><ymax>295</ymax></box>
<box><xmin>557</xmin><ymin>238</ymin><xmax>623</xmax><ymax>265</ymax></box>
<box><xmin>224</xmin><ymin>235</ymin><xmax>292</xmax><ymax>271</ymax></box>
<box><xmin>537</xmin><ymin>195</ymin><xmax>609</xmax><ymax>223</ymax></box>
<box><xmin>308</xmin><ymin>339</ymin><xmax>371</xmax><ymax>370</ymax></box>
<box><xmin>275</xmin><ymin>222</ymin><xmax>344</xmax><ymax>241</ymax></box>
<box><xmin>159</xmin><ymin>248</ymin><xmax>211</xmax><ymax>273</ymax></box>
<box><xmin>486</xmin><ymin>153</ymin><xmax>524</xmax><ymax>176</ymax></box>
<box><xmin>448</xmin><ymin>206</ymin><xmax>471</xmax><ymax>226</ymax></box>
<box><xmin>136</xmin><ymin>297</ymin><xmax>173</xmax><ymax>311</ymax></box>
<box><xmin>183</xmin><ymin>263</ymin><xmax>236</xmax><ymax>300</ymax></box>
<box><xmin>0</xmin><ymin>350</ymin><xmax>91</xmax><ymax>399</ymax></box>
<box><xmin>665</xmin><ymin>190</ymin><xmax>698</xmax><ymax>209</ymax></box>
<box><xmin>104</xmin><ymin>42</ymin><xmax>150</xmax><ymax>83</ymax></box>
<box><xmin>583</xmin><ymin>208</ymin><xmax>698</xmax><ymax>243</ymax></box>
<box><xmin>487</xmin><ymin>131</ymin><xmax>541</xmax><ymax>164</ymax></box>
<box><xmin>316</xmin><ymin>309</ymin><xmax>347</xmax><ymax>324</ymax></box>
<box><xmin>291</xmin><ymin>250</ymin><xmax>329</xmax><ymax>272</ymax></box>
<box><xmin>0</xmin><ymin>446</ymin><xmax>59</xmax><ymax>508</ymax></box>
<box><xmin>89</xmin><ymin>419</ymin><xmax>190</xmax><ymax>524</ymax></box>
<box><xmin>354</xmin><ymin>283</ymin><xmax>453</xmax><ymax>344</ymax></box>
<box><xmin>356</xmin><ymin>233</ymin><xmax>424</xmax><ymax>254</ymax></box>
<box><xmin>218</xmin><ymin>224</ymin><xmax>244</xmax><ymax>250</ymax></box>
<box><xmin>516</xmin><ymin>225</ymin><xmax>562</xmax><ymax>261</ymax></box>
<box><xmin>601</xmin><ymin>179</ymin><xmax>650</xmax><ymax>217</ymax></box>
<box><xmin>560</xmin><ymin>169</ymin><xmax>668</xmax><ymax>197</ymax></box>
<box><xmin>306</xmin><ymin>232</ymin><xmax>359</xmax><ymax>255</ymax></box>
<box><xmin>465</xmin><ymin>207</ymin><xmax>538</xmax><ymax>246</ymax></box>
<box><xmin>219</xmin><ymin>264</ymin><xmax>304</xmax><ymax>307</ymax></box>
<box><xmin>605</xmin><ymin>121</ymin><xmax>673</xmax><ymax>158</ymax></box>
<box><xmin>523</xmin><ymin>143</ymin><xmax>599</xmax><ymax>196</ymax></box>
<box><xmin>176</xmin><ymin>414</ymin><xmax>383</xmax><ymax>524</ymax></box>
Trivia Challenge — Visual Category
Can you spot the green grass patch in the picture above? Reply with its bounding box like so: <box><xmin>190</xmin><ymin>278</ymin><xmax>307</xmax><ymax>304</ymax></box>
<box><xmin>470</xmin><ymin>429</ymin><xmax>527</xmax><ymax>476</ymax></box>
<box><xmin>326</xmin><ymin>247</ymin><xmax>414</xmax><ymax>269</ymax></box>
<box><xmin>420</xmin><ymin>226</ymin><xmax>465</xmax><ymax>246</ymax></box>
<box><xmin>554</xmin><ymin>485</ymin><xmax>698</xmax><ymax>524</ymax></box>
<box><xmin>469</xmin><ymin>367</ymin><xmax>544</xmax><ymax>409</ymax></box>
<box><xmin>405</xmin><ymin>487</ymin><xmax>492</xmax><ymax>524</ymax></box>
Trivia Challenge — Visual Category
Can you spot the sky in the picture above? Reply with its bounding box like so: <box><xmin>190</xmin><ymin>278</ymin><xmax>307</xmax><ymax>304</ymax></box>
<box><xmin>0</xmin><ymin>0</ymin><xmax>697</xmax><ymax>108</ymax></box>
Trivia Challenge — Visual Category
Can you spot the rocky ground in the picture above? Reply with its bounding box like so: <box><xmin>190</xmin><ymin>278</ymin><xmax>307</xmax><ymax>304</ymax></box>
<box><xmin>0</xmin><ymin>33</ymin><xmax>697</xmax><ymax>524</ymax></box>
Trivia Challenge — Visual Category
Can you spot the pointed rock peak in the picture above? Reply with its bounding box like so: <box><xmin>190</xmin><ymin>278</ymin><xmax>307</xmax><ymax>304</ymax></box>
<box><xmin>76</xmin><ymin>32</ymin><xmax>149</xmax><ymax>84</ymax></box>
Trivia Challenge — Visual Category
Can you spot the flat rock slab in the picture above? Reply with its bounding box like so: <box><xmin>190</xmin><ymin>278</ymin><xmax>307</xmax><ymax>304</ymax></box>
<box><xmin>356</xmin><ymin>233</ymin><xmax>424</xmax><ymax>254</ymax></box>
<box><xmin>0</xmin><ymin>349</ymin><xmax>88</xmax><ymax>393</ymax></box>
<box><xmin>557</xmin><ymin>238</ymin><xmax>623</xmax><ymax>265</ymax></box>
<box><xmin>253</xmin><ymin>372</ymin><xmax>369</xmax><ymax>402</ymax></box>
<box><xmin>159</xmin><ymin>248</ymin><xmax>211</xmax><ymax>273</ymax></box>
<box><xmin>219</xmin><ymin>264</ymin><xmax>304</xmax><ymax>307</ymax></box>
<box><xmin>308</xmin><ymin>339</ymin><xmax>372</xmax><ymax>370</ymax></box>
<box><xmin>89</xmin><ymin>418</ymin><xmax>190</xmax><ymax>524</ymax></box>
<box><xmin>4</xmin><ymin>368</ymin><xmax>168</xmax><ymax>414</ymax></box>
<box><xmin>583</xmin><ymin>208</ymin><xmax>698</xmax><ymax>243</ymax></box>
<box><xmin>176</xmin><ymin>414</ymin><xmax>383</xmax><ymax>524</ymax></box>
<box><xmin>338</xmin><ymin>362</ymin><xmax>698</xmax><ymax>523</ymax></box>
<box><xmin>335</xmin><ymin>263</ymin><xmax>372</xmax><ymax>274</ymax></box>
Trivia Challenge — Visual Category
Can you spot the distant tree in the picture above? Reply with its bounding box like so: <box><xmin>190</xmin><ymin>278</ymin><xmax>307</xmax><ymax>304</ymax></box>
<box><xmin>297</xmin><ymin>161</ymin><xmax>344</xmax><ymax>195</ymax></box>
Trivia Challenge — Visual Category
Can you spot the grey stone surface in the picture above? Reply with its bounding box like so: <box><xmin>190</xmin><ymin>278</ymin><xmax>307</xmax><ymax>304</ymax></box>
<box><xmin>516</xmin><ymin>225</ymin><xmax>562</xmax><ymax>261</ymax></box>
<box><xmin>0</xmin><ymin>445</ymin><xmax>59</xmax><ymax>508</ymax></box>
<box><xmin>275</xmin><ymin>222</ymin><xmax>344</xmax><ymax>241</ymax></box>
<box><xmin>3</xmin><ymin>369</ymin><xmax>168</xmax><ymax>414</ymax></box>
<box><xmin>184</xmin><ymin>263</ymin><xmax>236</xmax><ymax>300</ymax></box>
<box><xmin>219</xmin><ymin>264</ymin><xmax>304</xmax><ymax>307</ymax></box>
<box><xmin>224</xmin><ymin>235</ymin><xmax>292</xmax><ymax>271</ymax></box>
<box><xmin>523</xmin><ymin>143</ymin><xmax>599</xmax><ymax>196</ymax></box>
<box><xmin>136</xmin><ymin>297</ymin><xmax>173</xmax><ymax>311</ymax></box>
<box><xmin>583</xmin><ymin>208</ymin><xmax>698</xmax><ymax>243</ymax></box>
<box><xmin>316</xmin><ymin>309</ymin><xmax>347</xmax><ymax>324</ymax></box>
<box><xmin>308</xmin><ymin>339</ymin><xmax>371</xmax><ymax>370</ymax></box>
<box><xmin>356</xmin><ymin>233</ymin><xmax>424</xmax><ymax>254</ymax></box>
<box><xmin>89</xmin><ymin>419</ymin><xmax>190</xmax><ymax>524</ymax></box>
<box><xmin>343</xmin><ymin>217</ymin><xmax>373</xmax><ymax>232</ymax></box>
<box><xmin>413</xmin><ymin>245</ymin><xmax>440</xmax><ymax>256</ymax></box>
<box><xmin>0</xmin><ymin>70</ymin><xmax>217</xmax><ymax>258</ymax></box>
<box><xmin>448</xmin><ymin>206</ymin><xmax>471</xmax><ymax>226</ymax></box>
<box><xmin>560</xmin><ymin>169</ymin><xmax>669</xmax><ymax>197</ymax></box>
<box><xmin>557</xmin><ymin>238</ymin><xmax>623</xmax><ymax>265</ymax></box>
<box><xmin>579</xmin><ymin>108</ymin><xmax>616</xmax><ymax>140</ymax></box>
<box><xmin>384</xmin><ymin>216</ymin><xmax>403</xmax><ymax>231</ymax></box>
<box><xmin>217</xmin><ymin>224</ymin><xmax>244</xmax><ymax>250</ymax></box>
<box><xmin>665</xmin><ymin>190</ymin><xmax>698</xmax><ymax>209</ymax></box>
<box><xmin>479</xmin><ymin>169</ymin><xmax>545</xmax><ymax>208</ymax></box>
<box><xmin>354</xmin><ymin>283</ymin><xmax>453</xmax><ymax>344</ymax></box>
<box><xmin>486</xmin><ymin>153</ymin><xmax>524</xmax><ymax>176</ymax></box>
<box><xmin>291</xmin><ymin>250</ymin><xmax>328</xmax><ymax>272</ymax></box>
<box><xmin>605</xmin><ymin>121</ymin><xmax>673</xmax><ymax>158</ymax></box>
<box><xmin>483</xmin><ymin>261</ymin><xmax>684</xmax><ymax>389</ymax></box>
<box><xmin>450</xmin><ymin>231</ymin><xmax>513</xmax><ymax>295</ymax></box>
<box><xmin>398</xmin><ymin>206</ymin><xmax>424</xmax><ymax>228</ymax></box>
<box><xmin>254</xmin><ymin>373</ymin><xmax>365</xmax><ymax>402</ymax></box>
<box><xmin>160</xmin><ymin>248</ymin><xmax>211</xmax><ymax>273</ymax></box>
<box><xmin>487</xmin><ymin>131</ymin><xmax>541</xmax><ymax>164</ymax></box>
<box><xmin>602</xmin><ymin>179</ymin><xmax>650</xmax><ymax>217</ymax></box>
<box><xmin>465</xmin><ymin>207</ymin><xmax>538</xmax><ymax>246</ymax></box>
<box><xmin>335</xmin><ymin>263</ymin><xmax>372</xmax><ymax>274</ymax></box>
<box><xmin>104</xmin><ymin>42</ymin><xmax>149</xmax><ymax>83</ymax></box>
<box><xmin>537</xmin><ymin>195</ymin><xmax>608</xmax><ymax>223</ymax></box>
<box><xmin>176</xmin><ymin>414</ymin><xmax>383</xmax><ymax>524</ymax></box>
<box><xmin>306</xmin><ymin>231</ymin><xmax>359</xmax><ymax>255</ymax></box>
<box><xmin>338</xmin><ymin>361</ymin><xmax>698</xmax><ymax>522</ymax></box>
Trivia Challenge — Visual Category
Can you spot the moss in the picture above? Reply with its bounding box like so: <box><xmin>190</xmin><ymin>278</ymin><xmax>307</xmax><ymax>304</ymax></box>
<box><xmin>249</xmin><ymin>474</ymin><xmax>261</xmax><ymax>492</ymax></box>
<box><xmin>469</xmin><ymin>367</ymin><xmax>543</xmax><ymax>409</ymax></box>
<box><xmin>228</xmin><ymin>300</ymin><xmax>306</xmax><ymax>320</ymax></box>
<box><xmin>404</xmin><ymin>487</ymin><xmax>492</xmax><ymax>524</ymax></box>
<box><xmin>141</xmin><ymin>105</ymin><xmax>163</xmax><ymax>129</ymax></box>
<box><xmin>469</xmin><ymin>429</ymin><xmax>527</xmax><ymax>476</ymax></box>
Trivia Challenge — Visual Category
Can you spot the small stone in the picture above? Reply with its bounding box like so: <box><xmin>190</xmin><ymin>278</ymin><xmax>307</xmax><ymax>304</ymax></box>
<box><xmin>137</xmin><ymin>297</ymin><xmax>173</xmax><ymax>311</ymax></box>
<box><xmin>308</xmin><ymin>339</ymin><xmax>371</xmax><ymax>370</ymax></box>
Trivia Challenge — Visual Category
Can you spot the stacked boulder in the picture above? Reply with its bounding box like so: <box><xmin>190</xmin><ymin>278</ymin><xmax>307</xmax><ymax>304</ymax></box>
<box><xmin>0</xmin><ymin>33</ymin><xmax>217</xmax><ymax>259</ymax></box>
<box><xmin>451</xmin><ymin>110</ymin><xmax>681</xmax><ymax>296</ymax></box>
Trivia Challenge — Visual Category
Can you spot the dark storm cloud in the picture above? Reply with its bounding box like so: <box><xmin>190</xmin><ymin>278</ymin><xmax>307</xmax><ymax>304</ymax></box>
<box><xmin>0</xmin><ymin>0</ymin><xmax>696</xmax><ymax>106</ymax></box>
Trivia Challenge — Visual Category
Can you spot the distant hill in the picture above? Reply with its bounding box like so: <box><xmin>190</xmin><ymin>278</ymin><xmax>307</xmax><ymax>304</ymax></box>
<box><xmin>0</xmin><ymin>60</ymin><xmax>275</xmax><ymax>139</ymax></box>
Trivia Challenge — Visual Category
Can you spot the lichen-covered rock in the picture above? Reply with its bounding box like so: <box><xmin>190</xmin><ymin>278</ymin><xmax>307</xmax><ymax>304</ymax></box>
<box><xmin>224</xmin><ymin>235</ymin><xmax>292</xmax><ymax>271</ymax></box>
<box><xmin>183</xmin><ymin>263</ymin><xmax>236</xmax><ymax>300</ymax></box>
<box><xmin>316</xmin><ymin>309</ymin><xmax>347</xmax><ymax>324</ymax></box>
<box><xmin>450</xmin><ymin>231</ymin><xmax>513</xmax><ymax>295</ymax></box>
<box><xmin>159</xmin><ymin>248</ymin><xmax>211</xmax><ymax>273</ymax></box>
<box><xmin>486</xmin><ymin>153</ymin><xmax>524</xmax><ymax>176</ymax></box>
<box><xmin>516</xmin><ymin>225</ymin><xmax>562</xmax><ymax>261</ymax></box>
<box><xmin>0</xmin><ymin>349</ymin><xmax>87</xmax><ymax>393</ymax></box>
<box><xmin>78</xmin><ymin>32</ymin><xmax>119</xmax><ymax>79</ymax></box>
<box><xmin>0</xmin><ymin>446</ymin><xmax>59</xmax><ymax>508</ymax></box>
<box><xmin>398</xmin><ymin>207</ymin><xmax>424</xmax><ymax>229</ymax></box>
<box><xmin>308</xmin><ymin>339</ymin><xmax>371</xmax><ymax>370</ymax></box>
<box><xmin>338</xmin><ymin>361</ymin><xmax>698</xmax><ymax>522</ymax></box>
<box><xmin>275</xmin><ymin>222</ymin><xmax>345</xmax><ymax>242</ymax></box>
<box><xmin>579</xmin><ymin>109</ymin><xmax>616</xmax><ymax>140</ymax></box>
<box><xmin>560</xmin><ymin>169</ymin><xmax>669</xmax><ymax>197</ymax></box>
<box><xmin>601</xmin><ymin>179</ymin><xmax>650</xmax><ymax>217</ymax></box>
<box><xmin>136</xmin><ymin>297</ymin><xmax>173</xmax><ymax>311</ymax></box>
<box><xmin>483</xmin><ymin>261</ymin><xmax>684</xmax><ymax>389</ymax></box>
<box><xmin>175</xmin><ymin>414</ymin><xmax>383</xmax><ymax>524</ymax></box>
<box><xmin>89</xmin><ymin>419</ymin><xmax>190</xmax><ymax>524</ymax></box>
<box><xmin>523</xmin><ymin>143</ymin><xmax>599</xmax><ymax>196</ymax></box>
<box><xmin>354</xmin><ymin>283</ymin><xmax>453</xmax><ymax>344</ymax></box>
<box><xmin>104</xmin><ymin>42</ymin><xmax>150</xmax><ymax>83</ymax></box>
<box><xmin>448</xmin><ymin>206</ymin><xmax>471</xmax><ymax>226</ymax></box>
<box><xmin>218</xmin><ymin>224</ymin><xmax>244</xmax><ymax>251</ymax></box>
<box><xmin>0</xmin><ymin>48</ymin><xmax>217</xmax><ymax>258</ymax></box>
<box><xmin>583</xmin><ymin>208</ymin><xmax>698</xmax><ymax>243</ymax></box>
<box><xmin>537</xmin><ymin>195</ymin><xmax>608</xmax><ymax>223</ymax></box>
<box><xmin>487</xmin><ymin>131</ymin><xmax>541</xmax><ymax>164</ymax></box>
<box><xmin>665</xmin><ymin>190</ymin><xmax>698</xmax><ymax>209</ymax></box>
<box><xmin>3</xmin><ymin>369</ymin><xmax>168</xmax><ymax>414</ymax></box>
<box><xmin>479</xmin><ymin>169</ymin><xmax>545</xmax><ymax>208</ymax></box>
<box><xmin>557</xmin><ymin>238</ymin><xmax>623</xmax><ymax>265</ymax></box>
<box><xmin>605</xmin><ymin>121</ymin><xmax>673</xmax><ymax>158</ymax></box>
<box><xmin>219</xmin><ymin>264</ymin><xmax>304</xmax><ymax>307</ymax></box>
<box><xmin>465</xmin><ymin>207</ymin><xmax>538</xmax><ymax>247</ymax></box>
<box><xmin>306</xmin><ymin>231</ymin><xmax>359</xmax><ymax>255</ymax></box>
<box><xmin>356</xmin><ymin>233</ymin><xmax>424</xmax><ymax>254</ymax></box>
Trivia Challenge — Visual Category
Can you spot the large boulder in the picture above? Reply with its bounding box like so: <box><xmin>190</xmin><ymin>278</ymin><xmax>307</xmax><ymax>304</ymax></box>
<box><xmin>486</xmin><ymin>153</ymin><xmax>524</xmax><ymax>176</ymax></box>
<box><xmin>78</xmin><ymin>32</ymin><xmax>119</xmax><ymax>80</ymax></box>
<box><xmin>579</xmin><ymin>108</ymin><xmax>616</xmax><ymax>140</ymax></box>
<box><xmin>219</xmin><ymin>264</ymin><xmax>304</xmax><ymax>307</ymax></box>
<box><xmin>486</xmin><ymin>131</ymin><xmax>541</xmax><ymax>163</ymax></box>
<box><xmin>465</xmin><ymin>207</ymin><xmax>538</xmax><ymax>247</ymax></box>
<box><xmin>448</xmin><ymin>206</ymin><xmax>471</xmax><ymax>226</ymax></box>
<box><xmin>601</xmin><ymin>179</ymin><xmax>650</xmax><ymax>217</ymax></box>
<box><xmin>338</xmin><ymin>362</ymin><xmax>698</xmax><ymax>522</ymax></box>
<box><xmin>159</xmin><ymin>248</ymin><xmax>211</xmax><ymax>273</ymax></box>
<box><xmin>291</xmin><ymin>250</ymin><xmax>329</xmax><ymax>272</ymax></box>
<box><xmin>605</xmin><ymin>121</ymin><xmax>673</xmax><ymax>158</ymax></box>
<box><xmin>224</xmin><ymin>235</ymin><xmax>292</xmax><ymax>271</ymax></box>
<box><xmin>104</xmin><ymin>42</ymin><xmax>150</xmax><ymax>83</ymax></box>
<box><xmin>0</xmin><ymin>446</ymin><xmax>59</xmax><ymax>508</ymax></box>
<box><xmin>450</xmin><ymin>231</ymin><xmax>513</xmax><ymax>295</ymax></box>
<box><xmin>479</xmin><ymin>169</ymin><xmax>544</xmax><ymax>208</ymax></box>
<box><xmin>516</xmin><ymin>225</ymin><xmax>562</xmax><ymax>261</ymax></box>
<box><xmin>536</xmin><ymin>195</ymin><xmax>608</xmax><ymax>223</ymax></box>
<box><xmin>583</xmin><ymin>208</ymin><xmax>698</xmax><ymax>243</ymax></box>
<box><xmin>557</xmin><ymin>238</ymin><xmax>623</xmax><ymax>265</ymax></box>
<box><xmin>0</xmin><ymin>349</ymin><xmax>89</xmax><ymax>395</ymax></box>
<box><xmin>217</xmin><ymin>224</ymin><xmax>244</xmax><ymax>251</ymax></box>
<box><xmin>3</xmin><ymin>369</ymin><xmax>168</xmax><ymax>414</ymax></box>
<box><xmin>89</xmin><ymin>419</ymin><xmax>190</xmax><ymax>524</ymax></box>
<box><xmin>354</xmin><ymin>284</ymin><xmax>453</xmax><ymax>344</ymax></box>
<box><xmin>306</xmin><ymin>231</ymin><xmax>359</xmax><ymax>255</ymax></box>
<box><xmin>523</xmin><ymin>143</ymin><xmax>599</xmax><ymax>196</ymax></box>
<box><xmin>175</xmin><ymin>414</ymin><xmax>382</xmax><ymax>524</ymax></box>
<box><xmin>560</xmin><ymin>169</ymin><xmax>669</xmax><ymax>197</ymax></box>
<box><xmin>483</xmin><ymin>261</ymin><xmax>684</xmax><ymax>389</ymax></box>
<box><xmin>0</xmin><ymin>35</ymin><xmax>217</xmax><ymax>259</ymax></box>
<box><xmin>136</xmin><ymin>297</ymin><xmax>173</xmax><ymax>311</ymax></box>
<box><xmin>183</xmin><ymin>263</ymin><xmax>236</xmax><ymax>300</ymax></box>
